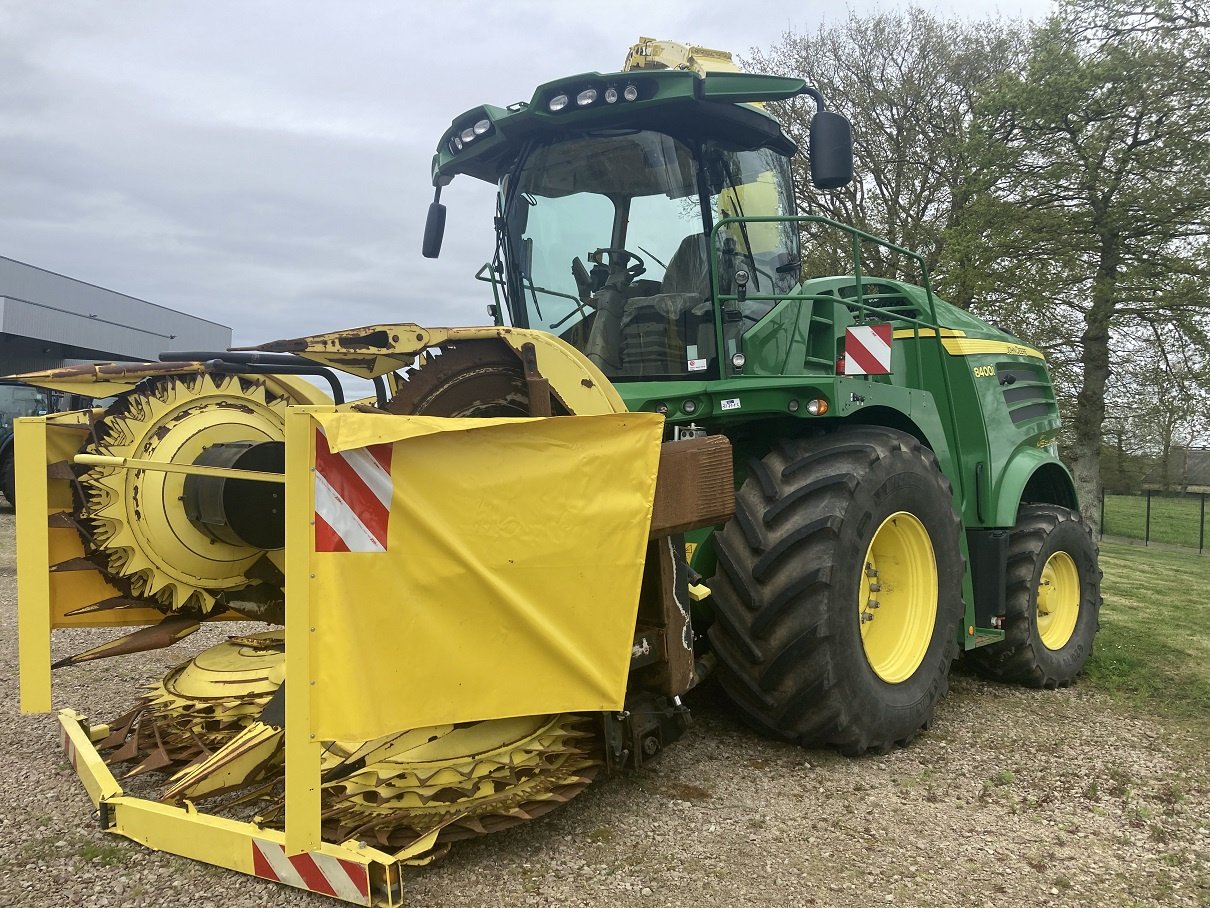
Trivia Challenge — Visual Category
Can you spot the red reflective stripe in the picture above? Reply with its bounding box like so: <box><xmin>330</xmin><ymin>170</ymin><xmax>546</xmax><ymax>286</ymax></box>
<box><xmin>846</xmin><ymin>339</ymin><xmax>882</xmax><ymax>373</ymax></box>
<box><xmin>869</xmin><ymin>323</ymin><xmax>892</xmax><ymax>351</ymax></box>
<box><xmin>315</xmin><ymin>439</ymin><xmax>389</xmax><ymax>548</ymax></box>
<box><xmin>845</xmin><ymin>325</ymin><xmax>892</xmax><ymax>374</ymax></box>
<box><xmin>339</xmin><ymin>858</ymin><xmax>370</xmax><ymax>897</ymax></box>
<box><xmin>252</xmin><ymin>840</ymin><xmax>370</xmax><ymax>902</ymax></box>
<box><xmin>289</xmin><ymin>852</ymin><xmax>339</xmax><ymax>898</ymax></box>
<box><xmin>368</xmin><ymin>443</ymin><xmax>392</xmax><ymax>474</ymax></box>
<box><xmin>314</xmin><ymin>512</ymin><xmax>350</xmax><ymax>553</ymax></box>
<box><xmin>252</xmin><ymin>841</ymin><xmax>276</xmax><ymax>880</ymax></box>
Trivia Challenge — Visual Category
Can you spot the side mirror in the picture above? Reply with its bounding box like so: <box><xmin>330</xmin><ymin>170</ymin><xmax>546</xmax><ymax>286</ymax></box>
<box><xmin>422</xmin><ymin>201</ymin><xmax>447</xmax><ymax>259</ymax></box>
<box><xmin>809</xmin><ymin>111</ymin><xmax>854</xmax><ymax>190</ymax></box>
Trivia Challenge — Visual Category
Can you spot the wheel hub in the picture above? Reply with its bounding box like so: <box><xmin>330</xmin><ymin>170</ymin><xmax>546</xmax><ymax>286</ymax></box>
<box><xmin>858</xmin><ymin>511</ymin><xmax>938</xmax><ymax>684</ymax></box>
<box><xmin>78</xmin><ymin>374</ymin><xmax>293</xmax><ymax>613</ymax></box>
<box><xmin>1036</xmin><ymin>550</ymin><xmax>1080</xmax><ymax>650</ymax></box>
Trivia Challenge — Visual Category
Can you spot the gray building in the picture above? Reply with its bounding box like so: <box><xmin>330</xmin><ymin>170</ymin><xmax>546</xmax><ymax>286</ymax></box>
<box><xmin>0</xmin><ymin>256</ymin><xmax>231</xmax><ymax>375</ymax></box>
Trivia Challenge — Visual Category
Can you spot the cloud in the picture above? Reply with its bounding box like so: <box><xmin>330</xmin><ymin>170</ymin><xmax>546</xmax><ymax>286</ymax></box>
<box><xmin>0</xmin><ymin>0</ymin><xmax>1056</xmax><ymax>354</ymax></box>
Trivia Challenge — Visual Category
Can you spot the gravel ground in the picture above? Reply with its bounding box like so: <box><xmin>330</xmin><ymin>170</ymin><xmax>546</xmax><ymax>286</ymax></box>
<box><xmin>0</xmin><ymin>507</ymin><xmax>1205</xmax><ymax>908</ymax></box>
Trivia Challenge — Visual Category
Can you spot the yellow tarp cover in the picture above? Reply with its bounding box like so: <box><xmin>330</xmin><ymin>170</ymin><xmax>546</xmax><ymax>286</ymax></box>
<box><xmin>306</xmin><ymin>411</ymin><xmax>664</xmax><ymax>741</ymax></box>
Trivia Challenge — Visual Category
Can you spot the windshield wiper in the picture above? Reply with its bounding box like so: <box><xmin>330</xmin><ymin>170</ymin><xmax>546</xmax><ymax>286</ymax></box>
<box><xmin>718</xmin><ymin>158</ymin><xmax>762</xmax><ymax>293</ymax></box>
<box><xmin>636</xmin><ymin>245</ymin><xmax>668</xmax><ymax>270</ymax></box>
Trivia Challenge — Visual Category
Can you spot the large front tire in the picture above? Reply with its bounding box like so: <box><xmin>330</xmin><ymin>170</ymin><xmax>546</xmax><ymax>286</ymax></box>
<box><xmin>707</xmin><ymin>427</ymin><xmax>964</xmax><ymax>756</ymax></box>
<box><xmin>969</xmin><ymin>504</ymin><xmax>1101</xmax><ymax>688</ymax></box>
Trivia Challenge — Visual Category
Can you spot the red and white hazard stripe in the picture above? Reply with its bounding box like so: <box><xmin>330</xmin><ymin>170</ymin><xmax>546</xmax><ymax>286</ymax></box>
<box><xmin>843</xmin><ymin>324</ymin><xmax>893</xmax><ymax>375</ymax></box>
<box><xmin>252</xmin><ymin>838</ymin><xmax>371</xmax><ymax>904</ymax></box>
<box><xmin>314</xmin><ymin>428</ymin><xmax>393</xmax><ymax>553</ymax></box>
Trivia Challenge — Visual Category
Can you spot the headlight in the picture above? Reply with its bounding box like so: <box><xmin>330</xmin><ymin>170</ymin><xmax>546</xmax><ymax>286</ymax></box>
<box><xmin>605</xmin><ymin>87</ymin><xmax>618</xmax><ymax>104</ymax></box>
<box><xmin>473</xmin><ymin>119</ymin><xmax>491</xmax><ymax>135</ymax></box>
<box><xmin>549</xmin><ymin>94</ymin><xmax>569</xmax><ymax>112</ymax></box>
<box><xmin>623</xmin><ymin>84</ymin><xmax>639</xmax><ymax>101</ymax></box>
<box><xmin>576</xmin><ymin>88</ymin><xmax>598</xmax><ymax>107</ymax></box>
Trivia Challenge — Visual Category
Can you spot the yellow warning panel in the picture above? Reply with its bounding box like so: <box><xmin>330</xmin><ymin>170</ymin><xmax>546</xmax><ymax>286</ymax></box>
<box><xmin>304</xmin><ymin>411</ymin><xmax>664</xmax><ymax>740</ymax></box>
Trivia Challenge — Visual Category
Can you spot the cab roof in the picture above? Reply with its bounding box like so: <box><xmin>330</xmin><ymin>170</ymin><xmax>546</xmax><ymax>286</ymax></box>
<box><xmin>432</xmin><ymin>70</ymin><xmax>810</xmax><ymax>187</ymax></box>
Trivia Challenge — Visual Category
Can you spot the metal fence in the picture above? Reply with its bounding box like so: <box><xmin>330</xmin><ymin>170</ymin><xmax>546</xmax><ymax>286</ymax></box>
<box><xmin>1100</xmin><ymin>490</ymin><xmax>1208</xmax><ymax>552</ymax></box>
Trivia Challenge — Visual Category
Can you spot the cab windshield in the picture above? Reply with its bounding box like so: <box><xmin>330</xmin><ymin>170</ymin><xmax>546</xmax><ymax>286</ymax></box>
<box><xmin>502</xmin><ymin>130</ymin><xmax>798</xmax><ymax>381</ymax></box>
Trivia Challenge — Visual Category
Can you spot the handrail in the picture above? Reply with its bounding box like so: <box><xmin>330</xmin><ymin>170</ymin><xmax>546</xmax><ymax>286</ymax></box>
<box><xmin>474</xmin><ymin>262</ymin><xmax>506</xmax><ymax>326</ymax></box>
<box><xmin>709</xmin><ymin>214</ymin><xmax>963</xmax><ymax>499</ymax></box>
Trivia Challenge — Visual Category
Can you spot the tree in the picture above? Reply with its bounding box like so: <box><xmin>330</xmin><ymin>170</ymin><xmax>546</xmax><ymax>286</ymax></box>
<box><xmin>1064</xmin><ymin>0</ymin><xmax>1206</xmax><ymax>39</ymax></box>
<box><xmin>1101</xmin><ymin>320</ymin><xmax>1210</xmax><ymax>492</ymax></box>
<box><xmin>964</xmin><ymin>0</ymin><xmax>1210</xmax><ymax>529</ymax></box>
<box><xmin>747</xmin><ymin>10</ymin><xmax>1028</xmax><ymax>304</ymax></box>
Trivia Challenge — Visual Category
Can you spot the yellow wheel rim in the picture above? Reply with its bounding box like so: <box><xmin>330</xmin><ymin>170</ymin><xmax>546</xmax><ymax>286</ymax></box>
<box><xmin>859</xmin><ymin>511</ymin><xmax>938</xmax><ymax>684</ymax></box>
<box><xmin>81</xmin><ymin>374</ymin><xmax>293</xmax><ymax>612</ymax></box>
<box><xmin>1037</xmin><ymin>551</ymin><xmax>1080</xmax><ymax>650</ymax></box>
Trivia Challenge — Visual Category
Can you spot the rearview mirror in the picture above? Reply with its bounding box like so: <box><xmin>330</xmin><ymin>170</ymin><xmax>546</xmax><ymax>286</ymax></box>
<box><xmin>422</xmin><ymin>201</ymin><xmax>447</xmax><ymax>259</ymax></box>
<box><xmin>809</xmin><ymin>111</ymin><xmax>854</xmax><ymax>190</ymax></box>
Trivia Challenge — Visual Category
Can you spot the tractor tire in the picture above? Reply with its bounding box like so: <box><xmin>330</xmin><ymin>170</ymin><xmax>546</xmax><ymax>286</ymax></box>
<box><xmin>388</xmin><ymin>340</ymin><xmax>571</xmax><ymax>418</ymax></box>
<box><xmin>706</xmin><ymin>426</ymin><xmax>964</xmax><ymax>756</ymax></box>
<box><xmin>0</xmin><ymin>451</ymin><xmax>14</xmax><ymax>510</ymax></box>
<box><xmin>969</xmin><ymin>504</ymin><xmax>1101</xmax><ymax>688</ymax></box>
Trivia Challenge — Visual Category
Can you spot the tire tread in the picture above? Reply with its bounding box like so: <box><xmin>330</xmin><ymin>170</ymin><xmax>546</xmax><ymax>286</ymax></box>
<box><xmin>708</xmin><ymin>426</ymin><xmax>964</xmax><ymax>755</ymax></box>
<box><xmin>970</xmin><ymin>504</ymin><xmax>1102</xmax><ymax>688</ymax></box>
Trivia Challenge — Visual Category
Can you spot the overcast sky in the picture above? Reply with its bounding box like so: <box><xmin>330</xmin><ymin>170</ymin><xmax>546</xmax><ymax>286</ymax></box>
<box><xmin>0</xmin><ymin>0</ymin><xmax>1056</xmax><ymax>350</ymax></box>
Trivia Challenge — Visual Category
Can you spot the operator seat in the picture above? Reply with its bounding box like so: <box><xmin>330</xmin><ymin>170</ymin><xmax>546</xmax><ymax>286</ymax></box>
<box><xmin>661</xmin><ymin>233</ymin><xmax>711</xmax><ymax>296</ymax></box>
<box><xmin>618</xmin><ymin>234</ymin><xmax>713</xmax><ymax>375</ymax></box>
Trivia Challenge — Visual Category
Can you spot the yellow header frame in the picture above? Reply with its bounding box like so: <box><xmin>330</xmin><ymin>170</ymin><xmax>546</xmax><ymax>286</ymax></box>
<box><xmin>20</xmin><ymin>403</ymin><xmax>662</xmax><ymax>905</ymax></box>
<box><xmin>18</xmin><ymin>408</ymin><xmax>412</xmax><ymax>903</ymax></box>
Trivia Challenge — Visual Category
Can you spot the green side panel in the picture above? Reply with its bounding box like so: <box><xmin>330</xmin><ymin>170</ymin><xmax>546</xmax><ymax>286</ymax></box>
<box><xmin>767</xmin><ymin>276</ymin><xmax>1070</xmax><ymax>531</ymax></box>
<box><xmin>992</xmin><ymin>446</ymin><xmax>1079</xmax><ymax>525</ymax></box>
<box><xmin>939</xmin><ymin>349</ymin><xmax>1065</xmax><ymax>528</ymax></box>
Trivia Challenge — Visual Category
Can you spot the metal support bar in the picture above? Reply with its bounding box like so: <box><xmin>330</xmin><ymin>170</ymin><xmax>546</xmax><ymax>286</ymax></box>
<box><xmin>16</xmin><ymin>417</ymin><xmax>52</xmax><ymax>713</ymax></box>
<box><xmin>372</xmin><ymin>375</ymin><xmax>389</xmax><ymax>410</ymax></box>
<box><xmin>519</xmin><ymin>342</ymin><xmax>553</xmax><ymax>417</ymax></box>
<box><xmin>283</xmin><ymin>408</ymin><xmax>323</xmax><ymax>855</ymax></box>
<box><xmin>163</xmin><ymin>351</ymin><xmax>312</xmax><ymax>366</ymax></box>
<box><xmin>204</xmin><ymin>361</ymin><xmax>345</xmax><ymax>404</ymax></box>
<box><xmin>73</xmin><ymin>453</ymin><xmax>285</xmax><ymax>483</ymax></box>
<box><xmin>159</xmin><ymin>351</ymin><xmax>347</xmax><ymax>404</ymax></box>
<box><xmin>1200</xmin><ymin>493</ymin><xmax>1205</xmax><ymax>554</ymax></box>
<box><xmin>56</xmin><ymin>710</ymin><xmax>402</xmax><ymax>906</ymax></box>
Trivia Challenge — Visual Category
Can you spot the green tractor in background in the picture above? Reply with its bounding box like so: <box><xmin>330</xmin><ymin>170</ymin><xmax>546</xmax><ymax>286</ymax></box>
<box><xmin>0</xmin><ymin>380</ymin><xmax>57</xmax><ymax>508</ymax></box>
<box><xmin>421</xmin><ymin>62</ymin><xmax>1102</xmax><ymax>755</ymax></box>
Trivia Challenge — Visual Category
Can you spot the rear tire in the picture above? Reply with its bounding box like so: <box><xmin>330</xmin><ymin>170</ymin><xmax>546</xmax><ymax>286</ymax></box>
<box><xmin>387</xmin><ymin>340</ymin><xmax>570</xmax><ymax>417</ymax></box>
<box><xmin>707</xmin><ymin>427</ymin><xmax>964</xmax><ymax>755</ymax></box>
<box><xmin>0</xmin><ymin>450</ymin><xmax>14</xmax><ymax>509</ymax></box>
<box><xmin>969</xmin><ymin>504</ymin><xmax>1101</xmax><ymax>688</ymax></box>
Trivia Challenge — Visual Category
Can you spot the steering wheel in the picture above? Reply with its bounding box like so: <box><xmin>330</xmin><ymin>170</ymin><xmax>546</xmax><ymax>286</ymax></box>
<box><xmin>593</xmin><ymin>248</ymin><xmax>646</xmax><ymax>285</ymax></box>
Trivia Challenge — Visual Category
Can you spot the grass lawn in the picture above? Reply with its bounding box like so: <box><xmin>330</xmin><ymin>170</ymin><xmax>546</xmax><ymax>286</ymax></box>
<box><xmin>1102</xmin><ymin>493</ymin><xmax>1207</xmax><ymax>548</ymax></box>
<box><xmin>1087</xmin><ymin>540</ymin><xmax>1210</xmax><ymax>733</ymax></box>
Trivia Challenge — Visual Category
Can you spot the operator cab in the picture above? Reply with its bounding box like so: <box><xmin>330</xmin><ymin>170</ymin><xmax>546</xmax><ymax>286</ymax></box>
<box><xmin>503</xmin><ymin>131</ymin><xmax>800</xmax><ymax>381</ymax></box>
<box><xmin>426</xmin><ymin>69</ymin><xmax>852</xmax><ymax>382</ymax></box>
